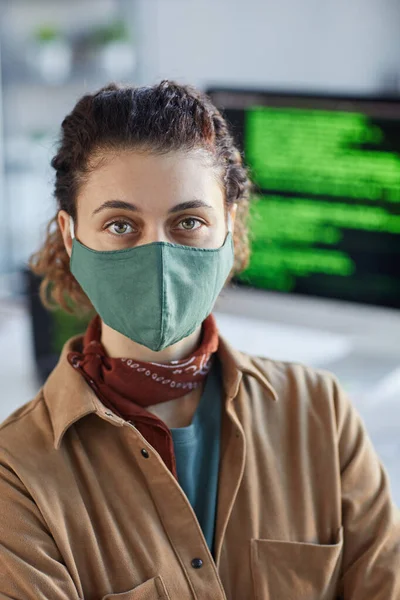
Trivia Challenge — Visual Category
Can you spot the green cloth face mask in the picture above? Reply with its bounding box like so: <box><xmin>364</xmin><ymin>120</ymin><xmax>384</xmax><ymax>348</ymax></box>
<box><xmin>69</xmin><ymin>213</ymin><xmax>235</xmax><ymax>351</ymax></box>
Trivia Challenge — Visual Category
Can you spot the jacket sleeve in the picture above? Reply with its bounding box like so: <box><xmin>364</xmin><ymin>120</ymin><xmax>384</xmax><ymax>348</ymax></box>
<box><xmin>331</xmin><ymin>374</ymin><xmax>400</xmax><ymax>598</ymax></box>
<box><xmin>0</xmin><ymin>458</ymin><xmax>82</xmax><ymax>599</ymax></box>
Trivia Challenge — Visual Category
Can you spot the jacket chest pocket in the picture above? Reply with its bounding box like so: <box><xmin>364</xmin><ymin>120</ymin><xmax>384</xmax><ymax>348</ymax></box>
<box><xmin>101</xmin><ymin>575</ymin><xmax>170</xmax><ymax>600</ymax></box>
<box><xmin>250</xmin><ymin>527</ymin><xmax>343</xmax><ymax>600</ymax></box>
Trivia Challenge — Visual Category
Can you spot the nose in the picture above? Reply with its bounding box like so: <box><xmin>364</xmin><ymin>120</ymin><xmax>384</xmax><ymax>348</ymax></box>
<box><xmin>139</xmin><ymin>225</ymin><xmax>170</xmax><ymax>245</ymax></box>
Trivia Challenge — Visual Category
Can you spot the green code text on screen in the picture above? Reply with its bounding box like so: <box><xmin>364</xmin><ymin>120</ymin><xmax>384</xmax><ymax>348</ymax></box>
<box><xmin>214</xmin><ymin>93</ymin><xmax>400</xmax><ymax>309</ymax></box>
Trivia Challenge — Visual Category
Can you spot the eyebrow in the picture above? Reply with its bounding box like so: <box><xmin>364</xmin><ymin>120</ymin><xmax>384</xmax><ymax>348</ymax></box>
<box><xmin>92</xmin><ymin>199</ymin><xmax>214</xmax><ymax>217</ymax></box>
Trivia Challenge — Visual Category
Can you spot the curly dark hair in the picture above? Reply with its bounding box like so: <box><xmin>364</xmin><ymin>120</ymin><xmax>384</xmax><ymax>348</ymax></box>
<box><xmin>29</xmin><ymin>79</ymin><xmax>254</xmax><ymax>313</ymax></box>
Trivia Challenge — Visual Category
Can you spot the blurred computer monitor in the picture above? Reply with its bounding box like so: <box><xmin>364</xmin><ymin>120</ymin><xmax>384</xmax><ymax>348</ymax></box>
<box><xmin>208</xmin><ymin>87</ymin><xmax>400</xmax><ymax>357</ymax></box>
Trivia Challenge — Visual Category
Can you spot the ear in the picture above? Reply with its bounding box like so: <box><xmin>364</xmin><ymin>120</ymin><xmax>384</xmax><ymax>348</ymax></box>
<box><xmin>57</xmin><ymin>210</ymin><xmax>74</xmax><ymax>258</ymax></box>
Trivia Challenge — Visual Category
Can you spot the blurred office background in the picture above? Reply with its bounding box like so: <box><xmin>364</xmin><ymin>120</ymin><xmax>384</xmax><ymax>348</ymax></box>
<box><xmin>1</xmin><ymin>0</ymin><xmax>400</xmax><ymax>502</ymax></box>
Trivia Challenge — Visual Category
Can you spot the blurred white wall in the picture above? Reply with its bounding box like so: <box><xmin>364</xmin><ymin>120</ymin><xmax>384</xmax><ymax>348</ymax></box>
<box><xmin>133</xmin><ymin>0</ymin><xmax>400</xmax><ymax>93</ymax></box>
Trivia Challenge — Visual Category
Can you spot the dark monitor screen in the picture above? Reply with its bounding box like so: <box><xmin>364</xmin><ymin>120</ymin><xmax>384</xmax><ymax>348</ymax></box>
<box><xmin>207</xmin><ymin>88</ymin><xmax>400</xmax><ymax>310</ymax></box>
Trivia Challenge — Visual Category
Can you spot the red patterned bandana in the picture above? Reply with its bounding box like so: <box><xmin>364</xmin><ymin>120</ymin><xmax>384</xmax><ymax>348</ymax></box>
<box><xmin>68</xmin><ymin>313</ymin><xmax>219</xmax><ymax>407</ymax></box>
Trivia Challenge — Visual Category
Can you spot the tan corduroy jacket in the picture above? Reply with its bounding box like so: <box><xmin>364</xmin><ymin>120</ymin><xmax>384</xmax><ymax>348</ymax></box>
<box><xmin>0</xmin><ymin>331</ymin><xmax>399</xmax><ymax>600</ymax></box>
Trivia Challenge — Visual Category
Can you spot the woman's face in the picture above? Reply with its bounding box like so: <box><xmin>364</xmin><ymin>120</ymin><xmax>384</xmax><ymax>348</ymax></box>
<box><xmin>59</xmin><ymin>149</ymin><xmax>235</xmax><ymax>256</ymax></box>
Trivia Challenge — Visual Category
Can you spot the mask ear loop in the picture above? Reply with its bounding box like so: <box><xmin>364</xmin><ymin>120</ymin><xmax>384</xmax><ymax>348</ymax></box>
<box><xmin>69</xmin><ymin>216</ymin><xmax>75</xmax><ymax>240</ymax></box>
<box><xmin>227</xmin><ymin>212</ymin><xmax>232</xmax><ymax>233</ymax></box>
<box><xmin>227</xmin><ymin>203</ymin><xmax>237</xmax><ymax>233</ymax></box>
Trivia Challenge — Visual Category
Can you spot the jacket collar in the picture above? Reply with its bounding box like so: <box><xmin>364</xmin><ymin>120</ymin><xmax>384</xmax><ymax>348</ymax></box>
<box><xmin>217</xmin><ymin>333</ymin><xmax>278</xmax><ymax>402</ymax></box>
<box><xmin>43</xmin><ymin>331</ymin><xmax>278</xmax><ymax>450</ymax></box>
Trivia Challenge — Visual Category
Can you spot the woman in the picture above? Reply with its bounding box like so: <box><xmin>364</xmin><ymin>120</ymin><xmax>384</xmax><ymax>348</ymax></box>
<box><xmin>0</xmin><ymin>80</ymin><xmax>398</xmax><ymax>600</ymax></box>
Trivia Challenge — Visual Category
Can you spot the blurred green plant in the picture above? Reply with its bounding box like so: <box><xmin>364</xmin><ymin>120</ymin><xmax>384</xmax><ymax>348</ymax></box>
<box><xmin>33</xmin><ymin>24</ymin><xmax>63</xmax><ymax>43</ymax></box>
<box><xmin>89</xmin><ymin>19</ymin><xmax>131</xmax><ymax>46</ymax></box>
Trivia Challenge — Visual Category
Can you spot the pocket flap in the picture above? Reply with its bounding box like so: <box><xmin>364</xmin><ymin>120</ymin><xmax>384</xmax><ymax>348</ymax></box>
<box><xmin>102</xmin><ymin>575</ymin><xmax>170</xmax><ymax>600</ymax></box>
<box><xmin>251</xmin><ymin>527</ymin><xmax>343</xmax><ymax>600</ymax></box>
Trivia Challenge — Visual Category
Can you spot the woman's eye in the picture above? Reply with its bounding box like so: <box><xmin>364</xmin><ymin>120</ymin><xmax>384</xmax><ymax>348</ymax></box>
<box><xmin>108</xmin><ymin>221</ymin><xmax>134</xmax><ymax>235</ymax></box>
<box><xmin>178</xmin><ymin>218</ymin><xmax>202</xmax><ymax>231</ymax></box>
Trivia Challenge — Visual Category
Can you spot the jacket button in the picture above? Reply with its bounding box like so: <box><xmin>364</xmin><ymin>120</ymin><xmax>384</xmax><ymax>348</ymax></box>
<box><xmin>191</xmin><ymin>558</ymin><xmax>203</xmax><ymax>569</ymax></box>
<box><xmin>141</xmin><ymin>449</ymin><xmax>150</xmax><ymax>458</ymax></box>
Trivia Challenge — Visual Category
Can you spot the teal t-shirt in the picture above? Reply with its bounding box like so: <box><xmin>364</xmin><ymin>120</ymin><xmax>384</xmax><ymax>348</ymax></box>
<box><xmin>170</xmin><ymin>354</ymin><xmax>223</xmax><ymax>558</ymax></box>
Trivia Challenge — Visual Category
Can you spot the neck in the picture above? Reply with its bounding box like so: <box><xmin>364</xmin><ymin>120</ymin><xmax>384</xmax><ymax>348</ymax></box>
<box><xmin>100</xmin><ymin>320</ymin><xmax>203</xmax><ymax>363</ymax></box>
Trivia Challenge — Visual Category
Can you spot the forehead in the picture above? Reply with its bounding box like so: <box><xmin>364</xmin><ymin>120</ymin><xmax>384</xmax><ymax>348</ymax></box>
<box><xmin>78</xmin><ymin>149</ymin><xmax>224</xmax><ymax>212</ymax></box>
